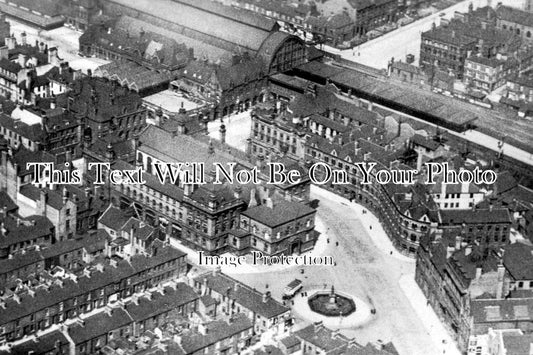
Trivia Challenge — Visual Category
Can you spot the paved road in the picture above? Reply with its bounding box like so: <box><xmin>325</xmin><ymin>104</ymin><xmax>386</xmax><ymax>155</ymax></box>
<box><xmin>230</xmin><ymin>186</ymin><xmax>459</xmax><ymax>355</ymax></box>
<box><xmin>324</xmin><ymin>0</ymin><xmax>514</xmax><ymax>69</ymax></box>
<box><xmin>6</xmin><ymin>18</ymin><xmax>109</xmax><ymax>74</ymax></box>
<box><xmin>208</xmin><ymin>110</ymin><xmax>252</xmax><ymax>152</ymax></box>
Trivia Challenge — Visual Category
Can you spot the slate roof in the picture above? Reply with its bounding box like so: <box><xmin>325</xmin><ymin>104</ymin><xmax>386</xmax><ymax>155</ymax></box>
<box><xmin>180</xmin><ymin>60</ymin><xmax>216</xmax><ymax>85</ymax></box>
<box><xmin>502</xmin><ymin>333</ymin><xmax>533</xmax><ymax>355</ymax></box>
<box><xmin>68</xmin><ymin>308</ymin><xmax>133</xmax><ymax>344</ymax></box>
<box><xmin>295</xmin><ymin>323</ymin><xmax>352</xmax><ymax>352</ymax></box>
<box><xmin>439</xmin><ymin>208</ymin><xmax>512</xmax><ymax>225</ymax></box>
<box><xmin>122</xmin><ymin>217</ymin><xmax>156</xmax><ymax>241</ymax></box>
<box><xmin>497</xmin><ymin>5</ymin><xmax>533</xmax><ymax>27</ymax></box>
<box><xmin>5</xmin><ymin>0</ymin><xmax>62</xmax><ymax>17</ymax></box>
<box><xmin>0</xmin><ymin>57</ymin><xmax>22</xmax><ymax>73</ymax></box>
<box><xmin>112</xmin><ymin>159</ymin><xmax>184</xmax><ymax>203</ymax></box>
<box><xmin>252</xmin><ymin>345</ymin><xmax>285</xmax><ymax>355</ymax></box>
<box><xmin>5</xmin><ymin>330</ymin><xmax>68</xmax><ymax>354</ymax></box>
<box><xmin>68</xmin><ymin>76</ymin><xmax>143</xmax><ymax>123</ymax></box>
<box><xmin>95</xmin><ymin>61</ymin><xmax>172</xmax><ymax>92</ymax></box>
<box><xmin>138</xmin><ymin>125</ymin><xmax>248</xmax><ymax>170</ymax></box>
<box><xmin>495</xmin><ymin>171</ymin><xmax>518</xmax><ymax>194</ymax></box>
<box><xmin>99</xmin><ymin>205</ymin><xmax>130</xmax><ymax>231</ymax></box>
<box><xmin>81</xmin><ymin>20</ymin><xmax>190</xmax><ymax>70</ymax></box>
<box><xmin>295</xmin><ymin>62</ymin><xmax>480</xmax><ymax>130</ymax></box>
<box><xmin>125</xmin><ymin>284</ymin><xmax>199</xmax><ymax>321</ymax></box>
<box><xmin>411</xmin><ymin>134</ymin><xmax>440</xmax><ymax>151</ymax></box>
<box><xmin>0</xmin><ymin>215</ymin><xmax>55</xmax><ymax>249</ymax></box>
<box><xmin>113</xmin><ymin>15</ymin><xmax>235</xmax><ymax>67</ymax></box>
<box><xmin>279</xmin><ymin>335</ymin><xmax>301</xmax><ymax>348</ymax></box>
<box><xmin>19</xmin><ymin>184</ymin><xmax>77</xmax><ymax>211</ymax></box>
<box><xmin>392</xmin><ymin>61</ymin><xmax>422</xmax><ymax>75</ymax></box>
<box><xmin>0</xmin><ymin>246</ymin><xmax>185</xmax><ymax>325</ymax></box>
<box><xmin>508</xmin><ymin>74</ymin><xmax>533</xmax><ymax>88</ymax></box>
<box><xmin>179</xmin><ymin>313</ymin><xmax>252</xmax><ymax>354</ymax></box>
<box><xmin>471</xmin><ymin>298</ymin><xmax>533</xmax><ymax>324</ymax></box>
<box><xmin>11</xmin><ymin>148</ymin><xmax>55</xmax><ymax>175</ymax></box>
<box><xmin>196</xmin><ymin>272</ymin><xmax>289</xmax><ymax>318</ymax></box>
<box><xmin>344</xmin><ymin>343</ymin><xmax>399</xmax><ymax>355</ymax></box>
<box><xmin>215</xmin><ymin>57</ymin><xmax>266</xmax><ymax>91</ymax></box>
<box><xmin>449</xmin><ymin>246</ymin><xmax>499</xmax><ymax>286</ymax></box>
<box><xmin>0</xmin><ymin>2</ymin><xmax>64</xmax><ymax>28</ymax></box>
<box><xmin>242</xmin><ymin>200</ymin><xmax>315</xmax><ymax>228</ymax></box>
<box><xmin>0</xmin><ymin>248</ymin><xmax>43</xmax><ymax>276</ymax></box>
<box><xmin>504</xmin><ymin>242</ymin><xmax>533</xmax><ymax>281</ymax></box>
<box><xmin>0</xmin><ymin>191</ymin><xmax>18</xmax><ymax>213</ymax></box>
<box><xmin>0</xmin><ymin>112</ymin><xmax>46</xmax><ymax>142</ymax></box>
<box><xmin>269</xmin><ymin>73</ymin><xmax>310</xmax><ymax>92</ymax></box>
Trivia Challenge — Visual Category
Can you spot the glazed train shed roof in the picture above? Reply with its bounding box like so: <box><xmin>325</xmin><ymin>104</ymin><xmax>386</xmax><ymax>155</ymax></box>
<box><xmin>107</xmin><ymin>0</ymin><xmax>275</xmax><ymax>53</ymax></box>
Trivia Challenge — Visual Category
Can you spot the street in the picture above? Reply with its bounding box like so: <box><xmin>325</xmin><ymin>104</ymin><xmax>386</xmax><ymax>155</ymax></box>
<box><xmin>227</xmin><ymin>185</ymin><xmax>460</xmax><ymax>355</ymax></box>
<box><xmin>325</xmin><ymin>0</ymin><xmax>517</xmax><ymax>69</ymax></box>
<box><xmin>6</xmin><ymin>17</ymin><xmax>109</xmax><ymax>74</ymax></box>
<box><xmin>207</xmin><ymin>110</ymin><xmax>252</xmax><ymax>152</ymax></box>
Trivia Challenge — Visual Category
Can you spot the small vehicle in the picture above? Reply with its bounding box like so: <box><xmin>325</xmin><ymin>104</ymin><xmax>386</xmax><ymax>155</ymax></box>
<box><xmin>439</xmin><ymin>12</ymin><xmax>446</xmax><ymax>17</ymax></box>
<box><xmin>283</xmin><ymin>279</ymin><xmax>303</xmax><ymax>300</ymax></box>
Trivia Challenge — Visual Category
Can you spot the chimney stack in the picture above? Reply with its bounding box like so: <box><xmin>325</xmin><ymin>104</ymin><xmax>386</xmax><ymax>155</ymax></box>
<box><xmin>455</xmin><ymin>236</ymin><xmax>462</xmax><ymax>250</ymax></box>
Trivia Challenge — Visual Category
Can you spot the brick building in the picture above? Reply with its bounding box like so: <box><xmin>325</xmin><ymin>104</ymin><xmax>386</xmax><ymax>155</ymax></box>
<box><xmin>66</xmin><ymin>76</ymin><xmax>146</xmax><ymax>144</ymax></box>
<box><xmin>79</xmin><ymin>17</ymin><xmax>192</xmax><ymax>74</ymax></box>
<box><xmin>194</xmin><ymin>270</ymin><xmax>291</xmax><ymax>335</ymax></box>
<box><xmin>464</xmin><ymin>53</ymin><xmax>519</xmax><ymax>92</ymax></box>
<box><xmin>438</xmin><ymin>207</ymin><xmax>512</xmax><ymax>248</ymax></box>
<box><xmin>239</xmin><ymin>198</ymin><xmax>318</xmax><ymax>255</ymax></box>
<box><xmin>100</xmin><ymin>0</ymin><xmax>307</xmax><ymax>74</ymax></box>
<box><xmin>420</xmin><ymin>7</ymin><xmax>519</xmax><ymax>79</ymax></box>
<box><xmin>496</xmin><ymin>5</ymin><xmax>533</xmax><ymax>44</ymax></box>
<box><xmin>63</xmin><ymin>0</ymin><xmax>100</xmax><ymax>32</ymax></box>
<box><xmin>0</xmin><ymin>244</ymin><xmax>186</xmax><ymax>342</ymax></box>
<box><xmin>112</xmin><ymin>124</ymin><xmax>313</xmax><ymax>256</ymax></box>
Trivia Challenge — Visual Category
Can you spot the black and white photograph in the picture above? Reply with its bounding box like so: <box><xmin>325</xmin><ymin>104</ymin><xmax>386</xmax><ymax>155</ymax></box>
<box><xmin>0</xmin><ymin>0</ymin><xmax>531</xmax><ymax>354</ymax></box>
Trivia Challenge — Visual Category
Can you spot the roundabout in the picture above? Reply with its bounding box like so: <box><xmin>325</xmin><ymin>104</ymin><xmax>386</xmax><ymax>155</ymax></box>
<box><xmin>308</xmin><ymin>286</ymin><xmax>356</xmax><ymax>317</ymax></box>
<box><xmin>292</xmin><ymin>286</ymin><xmax>373</xmax><ymax>329</ymax></box>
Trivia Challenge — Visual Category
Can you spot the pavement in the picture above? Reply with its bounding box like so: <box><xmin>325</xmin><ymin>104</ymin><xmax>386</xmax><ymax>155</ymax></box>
<box><xmin>208</xmin><ymin>110</ymin><xmax>252</xmax><ymax>152</ymax></box>
<box><xmin>311</xmin><ymin>185</ymin><xmax>415</xmax><ymax>263</ymax></box>
<box><xmin>6</xmin><ymin>18</ymin><xmax>109</xmax><ymax>73</ymax></box>
<box><xmin>291</xmin><ymin>288</ymin><xmax>373</xmax><ymax>329</ymax></box>
<box><xmin>400</xmin><ymin>275</ymin><xmax>460</xmax><ymax>355</ymax></box>
<box><xmin>228</xmin><ymin>186</ymin><xmax>458</xmax><ymax>355</ymax></box>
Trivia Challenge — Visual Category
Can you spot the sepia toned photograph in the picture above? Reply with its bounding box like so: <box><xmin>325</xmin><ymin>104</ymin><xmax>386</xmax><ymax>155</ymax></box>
<box><xmin>0</xmin><ymin>0</ymin><xmax>530</xmax><ymax>354</ymax></box>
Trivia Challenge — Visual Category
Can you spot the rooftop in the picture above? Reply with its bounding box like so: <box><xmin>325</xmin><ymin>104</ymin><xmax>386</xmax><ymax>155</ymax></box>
<box><xmin>503</xmin><ymin>242</ymin><xmax>533</xmax><ymax>281</ymax></box>
<box><xmin>497</xmin><ymin>5</ymin><xmax>533</xmax><ymax>27</ymax></box>
<box><xmin>295</xmin><ymin>323</ymin><xmax>353</xmax><ymax>352</ymax></box>
<box><xmin>439</xmin><ymin>208</ymin><xmax>511</xmax><ymax>225</ymax></box>
<box><xmin>68</xmin><ymin>308</ymin><xmax>133</xmax><ymax>344</ymax></box>
<box><xmin>242</xmin><ymin>200</ymin><xmax>315</xmax><ymax>228</ymax></box>
<box><xmin>195</xmin><ymin>272</ymin><xmax>289</xmax><ymax>318</ymax></box>
<box><xmin>179</xmin><ymin>313</ymin><xmax>252</xmax><ymax>353</ymax></box>
<box><xmin>471</xmin><ymin>298</ymin><xmax>533</xmax><ymax>324</ymax></box>
<box><xmin>143</xmin><ymin>90</ymin><xmax>202</xmax><ymax>113</ymax></box>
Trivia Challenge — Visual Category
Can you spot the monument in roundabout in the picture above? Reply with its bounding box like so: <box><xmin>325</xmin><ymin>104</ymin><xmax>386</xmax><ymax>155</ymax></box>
<box><xmin>308</xmin><ymin>286</ymin><xmax>356</xmax><ymax>317</ymax></box>
<box><xmin>292</xmin><ymin>284</ymin><xmax>372</xmax><ymax>328</ymax></box>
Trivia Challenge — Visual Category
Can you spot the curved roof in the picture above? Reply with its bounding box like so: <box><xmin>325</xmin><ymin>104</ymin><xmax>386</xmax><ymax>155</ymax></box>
<box><xmin>108</xmin><ymin>0</ymin><xmax>273</xmax><ymax>52</ymax></box>
<box><xmin>257</xmin><ymin>32</ymin><xmax>303</xmax><ymax>69</ymax></box>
